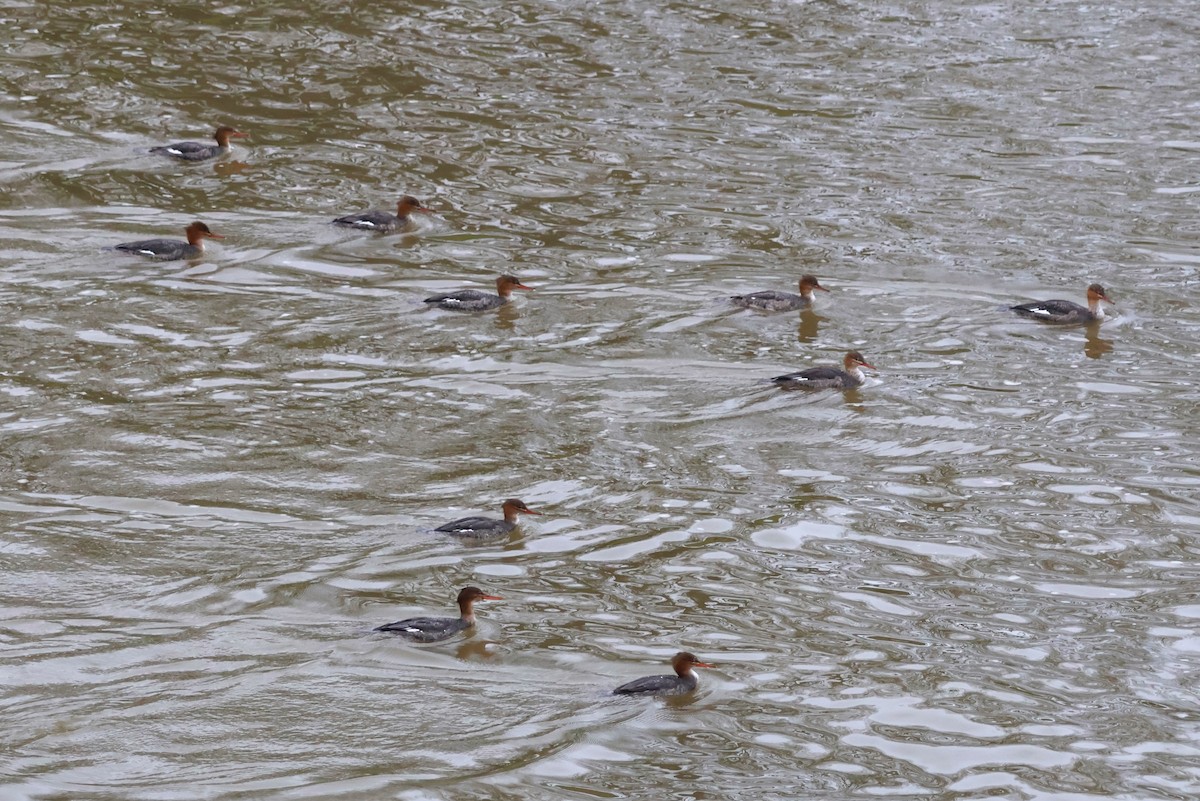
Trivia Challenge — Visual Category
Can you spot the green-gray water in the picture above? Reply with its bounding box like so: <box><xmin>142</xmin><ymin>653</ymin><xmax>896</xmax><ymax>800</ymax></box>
<box><xmin>3</xmin><ymin>2</ymin><xmax>1199</xmax><ymax>799</ymax></box>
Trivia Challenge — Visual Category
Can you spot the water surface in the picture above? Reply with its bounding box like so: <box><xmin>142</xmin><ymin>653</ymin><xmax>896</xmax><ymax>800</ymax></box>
<box><xmin>3</xmin><ymin>1</ymin><xmax>1200</xmax><ymax>799</ymax></box>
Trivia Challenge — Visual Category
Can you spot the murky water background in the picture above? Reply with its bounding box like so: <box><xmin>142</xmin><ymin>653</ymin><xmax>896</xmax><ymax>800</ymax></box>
<box><xmin>3</xmin><ymin>1</ymin><xmax>1200</xmax><ymax>799</ymax></box>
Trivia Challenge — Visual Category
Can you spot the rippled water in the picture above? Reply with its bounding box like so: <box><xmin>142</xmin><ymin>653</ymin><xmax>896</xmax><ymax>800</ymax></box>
<box><xmin>3</xmin><ymin>1</ymin><xmax>1200</xmax><ymax>799</ymax></box>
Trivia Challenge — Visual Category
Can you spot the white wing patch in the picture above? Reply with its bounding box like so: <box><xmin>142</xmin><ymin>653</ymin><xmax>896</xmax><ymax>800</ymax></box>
<box><xmin>137</xmin><ymin>249</ymin><xmax>157</xmax><ymax>256</ymax></box>
<box><xmin>166</xmin><ymin>148</ymin><xmax>182</xmax><ymax>155</ymax></box>
<box><xmin>404</xmin><ymin>627</ymin><xmax>421</xmax><ymax>633</ymax></box>
<box><xmin>442</xmin><ymin>298</ymin><xmax>464</xmax><ymax>305</ymax></box>
<box><xmin>1031</xmin><ymin>307</ymin><xmax>1051</xmax><ymax>316</ymax></box>
<box><xmin>354</xmin><ymin>220</ymin><xmax>376</xmax><ymax>228</ymax></box>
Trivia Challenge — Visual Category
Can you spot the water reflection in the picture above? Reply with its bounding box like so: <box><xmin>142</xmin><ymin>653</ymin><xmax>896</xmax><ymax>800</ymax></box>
<box><xmin>841</xmin><ymin>387</ymin><xmax>866</xmax><ymax>407</ymax></box>
<box><xmin>213</xmin><ymin>160</ymin><xmax>250</xmax><ymax>177</ymax></box>
<box><xmin>494</xmin><ymin>302</ymin><xmax>522</xmax><ymax>329</ymax></box>
<box><xmin>454</xmin><ymin>639</ymin><xmax>502</xmax><ymax>662</ymax></box>
<box><xmin>796</xmin><ymin>308</ymin><xmax>822</xmax><ymax>342</ymax></box>
<box><xmin>659</xmin><ymin>693</ymin><xmax>703</xmax><ymax>710</ymax></box>
<box><xmin>1084</xmin><ymin>322</ymin><xmax>1114</xmax><ymax>359</ymax></box>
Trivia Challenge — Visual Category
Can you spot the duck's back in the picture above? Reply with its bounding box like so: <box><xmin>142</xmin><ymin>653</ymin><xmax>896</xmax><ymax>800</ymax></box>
<box><xmin>613</xmin><ymin>673</ymin><xmax>695</xmax><ymax>696</ymax></box>
<box><xmin>150</xmin><ymin>141</ymin><xmax>219</xmax><ymax>161</ymax></box>
<box><xmin>435</xmin><ymin>515</ymin><xmax>512</xmax><ymax>536</ymax></box>
<box><xmin>1011</xmin><ymin>299</ymin><xmax>1091</xmax><ymax>324</ymax></box>
<box><xmin>772</xmin><ymin>366</ymin><xmax>854</xmax><ymax>390</ymax></box>
<box><xmin>333</xmin><ymin>210</ymin><xmax>400</xmax><ymax>230</ymax></box>
<box><xmin>424</xmin><ymin>290</ymin><xmax>502</xmax><ymax>311</ymax></box>
<box><xmin>114</xmin><ymin>238</ymin><xmax>197</xmax><ymax>260</ymax></box>
<box><xmin>374</xmin><ymin>615</ymin><xmax>466</xmax><ymax>642</ymax></box>
<box><xmin>731</xmin><ymin>290</ymin><xmax>805</xmax><ymax>312</ymax></box>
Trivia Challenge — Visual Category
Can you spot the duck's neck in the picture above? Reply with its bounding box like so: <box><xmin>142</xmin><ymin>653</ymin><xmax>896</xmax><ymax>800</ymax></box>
<box><xmin>459</xmin><ymin>603</ymin><xmax>476</xmax><ymax>624</ymax></box>
<box><xmin>676</xmin><ymin>667</ymin><xmax>698</xmax><ymax>687</ymax></box>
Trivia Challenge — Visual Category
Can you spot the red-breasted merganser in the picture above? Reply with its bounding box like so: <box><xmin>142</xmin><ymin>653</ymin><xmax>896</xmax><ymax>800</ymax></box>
<box><xmin>374</xmin><ymin>586</ymin><xmax>502</xmax><ymax>642</ymax></box>
<box><xmin>613</xmin><ymin>652</ymin><xmax>714</xmax><ymax>696</ymax></box>
<box><xmin>334</xmin><ymin>195</ymin><xmax>429</xmax><ymax>232</ymax></box>
<box><xmin>150</xmin><ymin>126</ymin><xmax>247</xmax><ymax>161</ymax></box>
<box><xmin>772</xmin><ymin>351</ymin><xmax>875</xmax><ymax>390</ymax></box>
<box><xmin>1011</xmin><ymin>283</ymin><xmax>1113</xmax><ymax>325</ymax></box>
<box><xmin>436</xmin><ymin>499</ymin><xmax>542</xmax><ymax>538</ymax></box>
<box><xmin>731</xmin><ymin>274</ymin><xmax>829</xmax><ymax>311</ymax></box>
<box><xmin>114</xmin><ymin>221</ymin><xmax>223</xmax><ymax>260</ymax></box>
<box><xmin>424</xmin><ymin>275</ymin><xmax>532</xmax><ymax>311</ymax></box>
